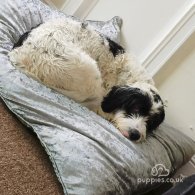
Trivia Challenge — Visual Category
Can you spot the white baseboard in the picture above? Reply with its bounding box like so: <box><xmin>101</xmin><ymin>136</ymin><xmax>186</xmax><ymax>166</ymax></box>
<box><xmin>142</xmin><ymin>3</ymin><xmax>195</xmax><ymax>77</ymax></box>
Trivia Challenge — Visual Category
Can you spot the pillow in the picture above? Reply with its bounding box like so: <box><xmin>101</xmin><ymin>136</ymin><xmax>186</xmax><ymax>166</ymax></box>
<box><xmin>86</xmin><ymin>16</ymin><xmax>122</xmax><ymax>44</ymax></box>
<box><xmin>0</xmin><ymin>0</ymin><xmax>195</xmax><ymax>194</ymax></box>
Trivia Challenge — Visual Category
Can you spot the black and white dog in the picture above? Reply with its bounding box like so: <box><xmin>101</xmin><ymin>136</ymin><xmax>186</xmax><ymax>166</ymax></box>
<box><xmin>9</xmin><ymin>18</ymin><xmax>165</xmax><ymax>142</ymax></box>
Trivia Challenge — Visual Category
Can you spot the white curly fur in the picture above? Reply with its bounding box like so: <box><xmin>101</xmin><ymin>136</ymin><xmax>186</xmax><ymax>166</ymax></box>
<box><xmin>9</xmin><ymin>18</ymin><xmax>163</xmax><ymax>142</ymax></box>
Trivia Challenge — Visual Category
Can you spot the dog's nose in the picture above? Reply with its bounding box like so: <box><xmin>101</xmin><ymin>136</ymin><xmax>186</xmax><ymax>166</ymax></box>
<box><xmin>129</xmin><ymin>129</ymin><xmax>141</xmax><ymax>141</ymax></box>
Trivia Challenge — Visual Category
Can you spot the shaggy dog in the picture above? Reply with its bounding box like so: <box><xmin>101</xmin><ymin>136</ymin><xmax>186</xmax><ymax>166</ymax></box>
<box><xmin>9</xmin><ymin>18</ymin><xmax>165</xmax><ymax>142</ymax></box>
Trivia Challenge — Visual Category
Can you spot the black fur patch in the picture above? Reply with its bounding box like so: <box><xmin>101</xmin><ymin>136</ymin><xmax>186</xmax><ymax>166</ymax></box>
<box><xmin>101</xmin><ymin>86</ymin><xmax>152</xmax><ymax>116</ymax></box>
<box><xmin>13</xmin><ymin>24</ymin><xmax>41</xmax><ymax>49</ymax></box>
<box><xmin>106</xmin><ymin>37</ymin><xmax>125</xmax><ymax>57</ymax></box>
<box><xmin>146</xmin><ymin>89</ymin><xmax>165</xmax><ymax>131</ymax></box>
<box><xmin>146</xmin><ymin>107</ymin><xmax>165</xmax><ymax>132</ymax></box>
<box><xmin>150</xmin><ymin>89</ymin><xmax>163</xmax><ymax>103</ymax></box>
<box><xmin>13</xmin><ymin>31</ymin><xmax>30</xmax><ymax>48</ymax></box>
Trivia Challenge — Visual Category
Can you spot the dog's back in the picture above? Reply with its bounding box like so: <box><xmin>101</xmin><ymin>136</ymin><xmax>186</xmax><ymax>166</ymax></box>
<box><xmin>9</xmin><ymin>18</ymin><xmax>110</xmax><ymax>108</ymax></box>
<box><xmin>9</xmin><ymin>18</ymin><xmax>133</xmax><ymax>105</ymax></box>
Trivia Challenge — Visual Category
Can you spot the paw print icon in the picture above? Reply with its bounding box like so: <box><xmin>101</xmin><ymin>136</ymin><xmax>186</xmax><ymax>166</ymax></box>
<box><xmin>151</xmin><ymin>164</ymin><xmax>170</xmax><ymax>177</ymax></box>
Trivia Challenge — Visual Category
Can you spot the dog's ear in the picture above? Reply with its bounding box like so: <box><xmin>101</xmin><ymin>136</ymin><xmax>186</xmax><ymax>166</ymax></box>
<box><xmin>101</xmin><ymin>86</ymin><xmax>126</xmax><ymax>113</ymax></box>
<box><xmin>101</xmin><ymin>86</ymin><xmax>152</xmax><ymax>114</ymax></box>
<box><xmin>147</xmin><ymin>107</ymin><xmax>165</xmax><ymax>132</ymax></box>
<box><xmin>101</xmin><ymin>86</ymin><xmax>144</xmax><ymax>113</ymax></box>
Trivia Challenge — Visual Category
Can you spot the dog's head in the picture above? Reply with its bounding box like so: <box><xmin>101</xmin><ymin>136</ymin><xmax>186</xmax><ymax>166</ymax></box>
<box><xmin>101</xmin><ymin>84</ymin><xmax>165</xmax><ymax>142</ymax></box>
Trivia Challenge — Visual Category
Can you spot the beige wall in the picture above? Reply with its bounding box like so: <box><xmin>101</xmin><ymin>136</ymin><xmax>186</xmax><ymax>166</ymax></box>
<box><xmin>86</xmin><ymin>0</ymin><xmax>193</xmax><ymax>62</ymax></box>
<box><xmin>43</xmin><ymin>0</ymin><xmax>66</xmax><ymax>9</ymax></box>
<box><xmin>154</xmin><ymin>33</ymin><xmax>195</xmax><ymax>140</ymax></box>
<box><xmin>54</xmin><ymin>0</ymin><xmax>66</xmax><ymax>8</ymax></box>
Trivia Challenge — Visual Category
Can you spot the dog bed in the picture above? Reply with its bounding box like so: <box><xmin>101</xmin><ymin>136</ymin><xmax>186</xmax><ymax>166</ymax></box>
<box><xmin>0</xmin><ymin>0</ymin><xmax>195</xmax><ymax>194</ymax></box>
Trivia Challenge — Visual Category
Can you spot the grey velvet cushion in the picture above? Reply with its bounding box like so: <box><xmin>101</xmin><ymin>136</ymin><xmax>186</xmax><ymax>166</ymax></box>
<box><xmin>0</xmin><ymin>0</ymin><xmax>195</xmax><ymax>195</ymax></box>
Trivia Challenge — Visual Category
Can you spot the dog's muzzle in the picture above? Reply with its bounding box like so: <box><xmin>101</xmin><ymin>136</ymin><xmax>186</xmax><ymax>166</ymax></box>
<box><xmin>121</xmin><ymin>129</ymin><xmax>141</xmax><ymax>142</ymax></box>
